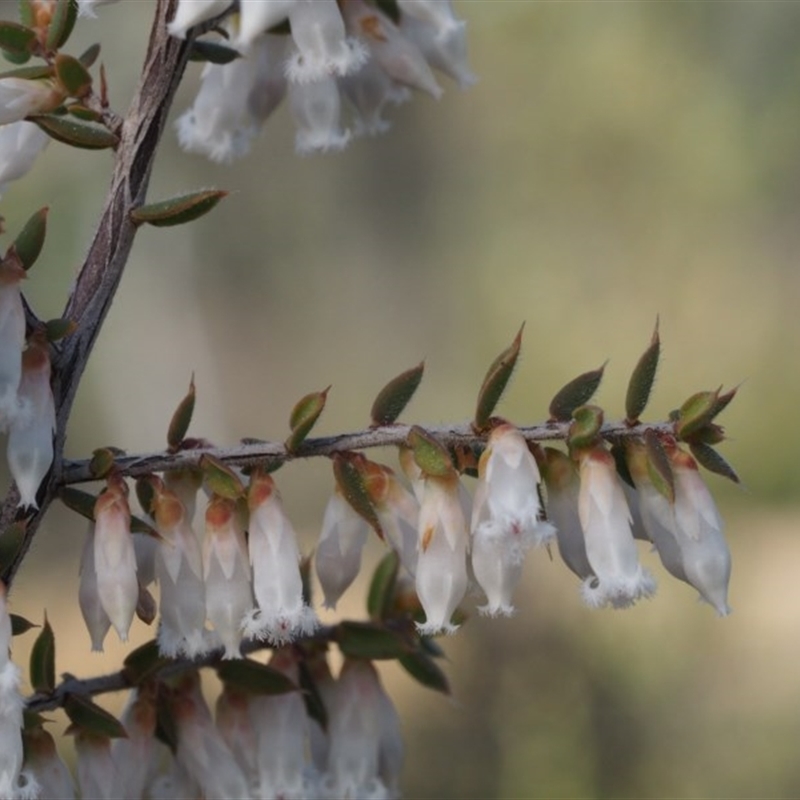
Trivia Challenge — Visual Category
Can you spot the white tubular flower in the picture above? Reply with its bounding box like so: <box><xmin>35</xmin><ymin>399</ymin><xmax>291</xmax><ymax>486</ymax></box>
<box><xmin>577</xmin><ymin>446</ymin><xmax>656</xmax><ymax>609</ymax></box>
<box><xmin>22</xmin><ymin>726</ymin><xmax>74</xmax><ymax>800</ymax></box>
<box><xmin>6</xmin><ymin>337</ymin><xmax>55</xmax><ymax>509</ymax></box>
<box><xmin>0</xmin><ymin>79</ymin><xmax>61</xmax><ymax>125</ymax></box>
<box><xmin>670</xmin><ymin>447</ymin><xmax>732</xmax><ymax>616</ymax></box>
<box><xmin>0</xmin><ymin>259</ymin><xmax>25</xmax><ymax>428</ymax></box>
<box><xmin>315</xmin><ymin>488</ymin><xmax>369</xmax><ymax>610</ymax></box>
<box><xmin>288</xmin><ymin>72</ymin><xmax>351</xmax><ymax>154</ymax></box>
<box><xmin>93</xmin><ymin>476</ymin><xmax>138</xmax><ymax>641</ymax></box>
<box><xmin>245</xmin><ymin>470</ymin><xmax>317</xmax><ymax>644</ymax></box>
<box><xmin>203</xmin><ymin>496</ymin><xmax>254</xmax><ymax>658</ymax></box>
<box><xmin>75</xmin><ymin>733</ymin><xmax>118</xmax><ymax>800</ymax></box>
<box><xmin>340</xmin><ymin>57</ymin><xmax>411</xmax><ymax>138</ymax></box>
<box><xmin>0</xmin><ymin>122</ymin><xmax>49</xmax><ymax>199</ymax></box>
<box><xmin>342</xmin><ymin>0</ymin><xmax>443</xmax><ymax>99</ymax></box>
<box><xmin>176</xmin><ymin>33</ymin><xmax>286</xmax><ymax>163</ymax></box>
<box><xmin>415</xmin><ymin>473</ymin><xmax>469</xmax><ymax>635</ymax></box>
<box><xmin>215</xmin><ymin>685</ymin><xmax>259</xmax><ymax>786</ymax></box>
<box><xmin>78</xmin><ymin>523</ymin><xmax>112</xmax><ymax>652</ymax></box>
<box><xmin>249</xmin><ymin>649</ymin><xmax>313</xmax><ymax>800</ymax></box>
<box><xmin>152</xmin><ymin>479</ymin><xmax>207</xmax><ymax>658</ymax></box>
<box><xmin>172</xmin><ymin>673</ymin><xmax>251</xmax><ymax>799</ymax></box>
<box><xmin>399</xmin><ymin>13</ymin><xmax>476</xmax><ymax>89</ymax></box>
<box><xmin>167</xmin><ymin>0</ymin><xmax>232</xmax><ymax>38</ymax></box>
<box><xmin>470</xmin><ymin>425</ymin><xmax>555</xmax><ymax>617</ymax></box>
<box><xmin>112</xmin><ymin>688</ymin><xmax>159</xmax><ymax>800</ymax></box>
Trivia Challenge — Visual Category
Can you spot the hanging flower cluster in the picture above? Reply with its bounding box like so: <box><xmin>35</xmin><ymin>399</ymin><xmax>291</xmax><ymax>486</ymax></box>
<box><xmin>166</xmin><ymin>0</ymin><xmax>476</xmax><ymax>160</ymax></box>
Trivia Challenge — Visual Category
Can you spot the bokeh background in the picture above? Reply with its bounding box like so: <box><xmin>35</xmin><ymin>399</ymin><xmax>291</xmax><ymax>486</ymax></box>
<box><xmin>2</xmin><ymin>1</ymin><xmax>800</xmax><ymax>797</ymax></box>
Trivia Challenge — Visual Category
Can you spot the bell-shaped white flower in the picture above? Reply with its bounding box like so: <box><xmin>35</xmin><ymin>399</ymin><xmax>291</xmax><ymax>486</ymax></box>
<box><xmin>152</xmin><ymin>478</ymin><xmax>207</xmax><ymax>657</ymax></box>
<box><xmin>670</xmin><ymin>447</ymin><xmax>732</xmax><ymax>616</ymax></box>
<box><xmin>6</xmin><ymin>336</ymin><xmax>55</xmax><ymax>508</ymax></box>
<box><xmin>415</xmin><ymin>473</ymin><xmax>469</xmax><ymax>634</ymax></box>
<box><xmin>0</xmin><ymin>121</ymin><xmax>50</xmax><ymax>196</ymax></box>
<box><xmin>215</xmin><ymin>684</ymin><xmax>259</xmax><ymax>786</ymax></box>
<box><xmin>340</xmin><ymin>58</ymin><xmax>410</xmax><ymax>138</ymax></box>
<box><xmin>0</xmin><ymin>78</ymin><xmax>61</xmax><ymax>125</ymax></box>
<box><xmin>78</xmin><ymin>523</ymin><xmax>112</xmax><ymax>652</ymax></box>
<box><xmin>288</xmin><ymin>72</ymin><xmax>351</xmax><ymax>154</ymax></box>
<box><xmin>112</xmin><ymin>688</ymin><xmax>159</xmax><ymax>800</ymax></box>
<box><xmin>75</xmin><ymin>732</ymin><xmax>118</xmax><ymax>800</ymax></box>
<box><xmin>315</xmin><ymin>488</ymin><xmax>369</xmax><ymax>609</ymax></box>
<box><xmin>244</xmin><ymin>470</ymin><xmax>317</xmax><ymax>644</ymax></box>
<box><xmin>0</xmin><ymin>257</ymin><xmax>26</xmax><ymax>427</ymax></box>
<box><xmin>167</xmin><ymin>0</ymin><xmax>232</xmax><ymax>38</ymax></box>
<box><xmin>203</xmin><ymin>495</ymin><xmax>254</xmax><ymax>658</ymax></box>
<box><xmin>22</xmin><ymin>725</ymin><xmax>75</xmax><ymax>800</ymax></box>
<box><xmin>399</xmin><ymin>13</ymin><xmax>476</xmax><ymax>89</ymax></box>
<box><xmin>577</xmin><ymin>446</ymin><xmax>656</xmax><ymax>609</ymax></box>
<box><xmin>93</xmin><ymin>476</ymin><xmax>138</xmax><ymax>641</ymax></box>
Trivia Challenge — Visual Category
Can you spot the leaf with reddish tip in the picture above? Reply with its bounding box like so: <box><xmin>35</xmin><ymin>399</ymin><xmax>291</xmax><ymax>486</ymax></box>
<box><xmin>45</xmin><ymin>0</ymin><xmax>78</xmax><ymax>51</ymax></box>
<box><xmin>188</xmin><ymin>39</ymin><xmax>241</xmax><ymax>64</ymax></box>
<box><xmin>549</xmin><ymin>363</ymin><xmax>606</xmax><ymax>422</ymax></box>
<box><xmin>474</xmin><ymin>324</ymin><xmax>523</xmax><ymax>431</ymax></box>
<box><xmin>398</xmin><ymin>650</ymin><xmax>450</xmax><ymax>695</ymax></box>
<box><xmin>370</xmin><ymin>362</ymin><xmax>424</xmax><ymax>427</ymax></box>
<box><xmin>54</xmin><ymin>53</ymin><xmax>91</xmax><ymax>97</ymax></box>
<box><xmin>335</xmin><ymin>621</ymin><xmax>412</xmax><ymax>660</ymax></box>
<box><xmin>366</xmin><ymin>550</ymin><xmax>399</xmax><ymax>621</ymax></box>
<box><xmin>200</xmin><ymin>454</ymin><xmax>245</xmax><ymax>500</ymax></box>
<box><xmin>167</xmin><ymin>375</ymin><xmax>195</xmax><ymax>451</ymax></box>
<box><xmin>217</xmin><ymin>659</ymin><xmax>298</xmax><ymax>696</ymax></box>
<box><xmin>32</xmin><ymin>114</ymin><xmax>118</xmax><ymax>149</ymax></box>
<box><xmin>64</xmin><ymin>694</ymin><xmax>127</xmax><ymax>739</ymax></box>
<box><xmin>644</xmin><ymin>430</ymin><xmax>674</xmax><ymax>503</ymax></box>
<box><xmin>0</xmin><ymin>21</ymin><xmax>37</xmax><ymax>58</ymax></box>
<box><xmin>286</xmin><ymin>386</ymin><xmax>329</xmax><ymax>453</ymax></box>
<box><xmin>130</xmin><ymin>190</ymin><xmax>228</xmax><ymax>227</ymax></box>
<box><xmin>566</xmin><ymin>405</ymin><xmax>603</xmax><ymax>450</ymax></box>
<box><xmin>11</xmin><ymin>206</ymin><xmax>48</xmax><ymax>271</ymax></box>
<box><xmin>407</xmin><ymin>426</ymin><xmax>454</xmax><ymax>478</ymax></box>
<box><xmin>44</xmin><ymin>317</ymin><xmax>76</xmax><ymax>342</ymax></box>
<box><xmin>689</xmin><ymin>442</ymin><xmax>740</xmax><ymax>484</ymax></box>
<box><xmin>29</xmin><ymin>615</ymin><xmax>55</xmax><ymax>693</ymax></box>
<box><xmin>333</xmin><ymin>454</ymin><xmax>383</xmax><ymax>537</ymax></box>
<box><xmin>625</xmin><ymin>320</ymin><xmax>660</xmax><ymax>424</ymax></box>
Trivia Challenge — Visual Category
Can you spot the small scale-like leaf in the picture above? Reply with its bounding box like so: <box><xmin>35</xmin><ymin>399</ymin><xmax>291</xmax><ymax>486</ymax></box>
<box><xmin>10</xmin><ymin>613</ymin><xmax>37</xmax><ymax>636</ymax></box>
<box><xmin>44</xmin><ymin>317</ymin><xmax>76</xmax><ymax>341</ymax></box>
<box><xmin>332</xmin><ymin>454</ymin><xmax>383</xmax><ymax>537</ymax></box>
<box><xmin>78</xmin><ymin>42</ymin><xmax>100</xmax><ymax>68</ymax></box>
<box><xmin>710</xmin><ymin>386</ymin><xmax>737</xmax><ymax>419</ymax></box>
<box><xmin>406</xmin><ymin>426</ymin><xmax>454</xmax><ymax>478</ymax></box>
<box><xmin>566</xmin><ymin>405</ymin><xmax>603</xmax><ymax>451</ymax></box>
<box><xmin>474</xmin><ymin>324</ymin><xmax>523</xmax><ymax>431</ymax></box>
<box><xmin>366</xmin><ymin>550</ymin><xmax>400</xmax><ymax>620</ymax></box>
<box><xmin>123</xmin><ymin>640</ymin><xmax>171</xmax><ymax>685</ymax></box>
<box><xmin>644</xmin><ymin>430</ymin><xmax>674</xmax><ymax>503</ymax></box>
<box><xmin>199</xmin><ymin>454</ymin><xmax>245</xmax><ymax>500</ymax></box>
<box><xmin>690</xmin><ymin>423</ymin><xmax>726</xmax><ymax>445</ymax></box>
<box><xmin>675</xmin><ymin>389</ymin><xmax>720</xmax><ymax>441</ymax></box>
<box><xmin>136</xmin><ymin>584</ymin><xmax>157</xmax><ymax>625</ymax></box>
<box><xmin>610</xmin><ymin>442</ymin><xmax>635</xmax><ymax>488</ymax></box>
<box><xmin>11</xmin><ymin>206</ymin><xmax>48</xmax><ymax>271</ymax></box>
<box><xmin>398</xmin><ymin>650</ymin><xmax>450</xmax><ymax>695</ymax></box>
<box><xmin>0</xmin><ymin>65</ymin><xmax>52</xmax><ymax>80</ymax></box>
<box><xmin>29</xmin><ymin>615</ymin><xmax>55</xmax><ymax>693</ymax></box>
<box><xmin>0</xmin><ymin>522</ymin><xmax>26</xmax><ymax>575</ymax></box>
<box><xmin>89</xmin><ymin>448</ymin><xmax>117</xmax><ymax>479</ymax></box>
<box><xmin>370</xmin><ymin>362</ymin><xmax>424</xmax><ymax>427</ymax></box>
<box><xmin>135</xmin><ymin>478</ymin><xmax>155</xmax><ymax>517</ymax></box>
<box><xmin>54</xmin><ymin>53</ymin><xmax>91</xmax><ymax>97</ymax></box>
<box><xmin>0</xmin><ymin>21</ymin><xmax>37</xmax><ymax>57</ymax></box>
<box><xmin>44</xmin><ymin>0</ymin><xmax>78</xmax><ymax>51</ymax></box>
<box><xmin>286</xmin><ymin>386</ymin><xmax>329</xmax><ymax>453</ymax></box>
<box><xmin>167</xmin><ymin>375</ymin><xmax>195</xmax><ymax>451</ymax></box>
<box><xmin>64</xmin><ymin>694</ymin><xmax>127</xmax><ymax>739</ymax></box>
<box><xmin>59</xmin><ymin>487</ymin><xmax>97</xmax><ymax>521</ymax></box>
<box><xmin>32</xmin><ymin>113</ymin><xmax>118</xmax><ymax>149</ymax></box>
<box><xmin>335</xmin><ymin>621</ymin><xmax>412</xmax><ymax>660</ymax></box>
<box><xmin>549</xmin><ymin>362</ymin><xmax>606</xmax><ymax>422</ymax></box>
<box><xmin>689</xmin><ymin>442</ymin><xmax>740</xmax><ymax>484</ymax></box>
<box><xmin>625</xmin><ymin>319</ymin><xmax>660</xmax><ymax>423</ymax></box>
<box><xmin>217</xmin><ymin>659</ymin><xmax>298</xmax><ymax>696</ymax></box>
<box><xmin>66</xmin><ymin>104</ymin><xmax>102</xmax><ymax>122</ymax></box>
<box><xmin>188</xmin><ymin>39</ymin><xmax>241</xmax><ymax>64</ymax></box>
<box><xmin>130</xmin><ymin>190</ymin><xmax>228</xmax><ymax>227</ymax></box>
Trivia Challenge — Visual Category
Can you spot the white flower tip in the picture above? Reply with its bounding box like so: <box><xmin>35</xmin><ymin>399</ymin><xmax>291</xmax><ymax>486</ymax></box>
<box><xmin>295</xmin><ymin>128</ymin><xmax>351</xmax><ymax>155</ymax></box>
<box><xmin>284</xmin><ymin>39</ymin><xmax>369</xmax><ymax>84</ymax></box>
<box><xmin>581</xmin><ymin>569</ymin><xmax>657</xmax><ymax>610</ymax></box>
<box><xmin>415</xmin><ymin>620</ymin><xmax>459</xmax><ymax>636</ymax></box>
<box><xmin>477</xmin><ymin>603</ymin><xmax>516</xmax><ymax>618</ymax></box>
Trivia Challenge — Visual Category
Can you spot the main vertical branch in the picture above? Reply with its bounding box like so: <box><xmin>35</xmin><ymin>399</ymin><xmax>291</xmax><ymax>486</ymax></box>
<box><xmin>1</xmin><ymin>0</ymin><xmax>191</xmax><ymax>585</ymax></box>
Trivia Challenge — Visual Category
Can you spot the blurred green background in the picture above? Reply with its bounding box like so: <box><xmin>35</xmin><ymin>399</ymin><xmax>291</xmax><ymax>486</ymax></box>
<box><xmin>2</xmin><ymin>1</ymin><xmax>800</xmax><ymax>797</ymax></box>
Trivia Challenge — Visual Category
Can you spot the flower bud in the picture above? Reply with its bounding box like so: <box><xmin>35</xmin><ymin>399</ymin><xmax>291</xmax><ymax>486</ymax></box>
<box><xmin>288</xmin><ymin>73</ymin><xmax>351</xmax><ymax>155</ymax></box>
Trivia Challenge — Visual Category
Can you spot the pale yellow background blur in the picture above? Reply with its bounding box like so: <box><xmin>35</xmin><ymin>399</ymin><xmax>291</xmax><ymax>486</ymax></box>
<box><xmin>2</xmin><ymin>2</ymin><xmax>800</xmax><ymax>798</ymax></box>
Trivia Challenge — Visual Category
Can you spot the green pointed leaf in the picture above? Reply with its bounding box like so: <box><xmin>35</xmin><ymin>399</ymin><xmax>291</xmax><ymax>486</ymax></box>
<box><xmin>675</xmin><ymin>389</ymin><xmax>721</xmax><ymax>441</ymax></box>
<box><xmin>44</xmin><ymin>317</ymin><xmax>76</xmax><ymax>342</ymax></box>
<box><xmin>549</xmin><ymin>362</ymin><xmax>606</xmax><ymax>422</ymax></box>
<box><xmin>474</xmin><ymin>324</ymin><xmax>523</xmax><ymax>431</ymax></box>
<box><xmin>44</xmin><ymin>0</ymin><xmax>78</xmax><ymax>51</ymax></box>
<box><xmin>130</xmin><ymin>190</ymin><xmax>228</xmax><ymax>227</ymax></box>
<box><xmin>286</xmin><ymin>386</ymin><xmax>329</xmax><ymax>453</ymax></box>
<box><xmin>366</xmin><ymin>550</ymin><xmax>400</xmax><ymax>620</ymax></box>
<box><xmin>0</xmin><ymin>64</ymin><xmax>51</xmax><ymax>80</ymax></box>
<box><xmin>32</xmin><ymin>113</ymin><xmax>118</xmax><ymax>149</ymax></box>
<box><xmin>398</xmin><ymin>650</ymin><xmax>450</xmax><ymax>695</ymax></box>
<box><xmin>66</xmin><ymin>104</ymin><xmax>102</xmax><ymax>122</ymax></box>
<box><xmin>167</xmin><ymin>375</ymin><xmax>195</xmax><ymax>451</ymax></box>
<box><xmin>123</xmin><ymin>639</ymin><xmax>172</xmax><ymax>685</ymax></box>
<box><xmin>690</xmin><ymin>423</ymin><xmax>726</xmax><ymax>445</ymax></box>
<box><xmin>0</xmin><ymin>21</ymin><xmax>37</xmax><ymax>57</ymax></box>
<box><xmin>625</xmin><ymin>319</ymin><xmax>660</xmax><ymax>424</ymax></box>
<box><xmin>217</xmin><ymin>659</ymin><xmax>298</xmax><ymax>696</ymax></box>
<box><xmin>29</xmin><ymin>614</ymin><xmax>55</xmax><ymax>693</ymax></box>
<box><xmin>89</xmin><ymin>448</ymin><xmax>117</xmax><ymax>479</ymax></box>
<box><xmin>78</xmin><ymin>42</ymin><xmax>100</xmax><ymax>68</ymax></box>
<box><xmin>644</xmin><ymin>430</ymin><xmax>674</xmax><ymax>503</ymax></box>
<box><xmin>406</xmin><ymin>426</ymin><xmax>454</xmax><ymax>478</ymax></box>
<box><xmin>59</xmin><ymin>487</ymin><xmax>96</xmax><ymax>520</ymax></box>
<box><xmin>610</xmin><ymin>442</ymin><xmax>635</xmax><ymax>488</ymax></box>
<box><xmin>10</xmin><ymin>613</ymin><xmax>37</xmax><ymax>636</ymax></box>
<box><xmin>689</xmin><ymin>442</ymin><xmax>740</xmax><ymax>484</ymax></box>
<box><xmin>335</xmin><ymin>621</ymin><xmax>412</xmax><ymax>660</ymax></box>
<box><xmin>64</xmin><ymin>694</ymin><xmax>127</xmax><ymax>739</ymax></box>
<box><xmin>199</xmin><ymin>454</ymin><xmax>245</xmax><ymax>500</ymax></box>
<box><xmin>370</xmin><ymin>362</ymin><xmax>424</xmax><ymax>427</ymax></box>
<box><xmin>710</xmin><ymin>386</ymin><xmax>737</xmax><ymax>419</ymax></box>
<box><xmin>11</xmin><ymin>206</ymin><xmax>48</xmax><ymax>271</ymax></box>
<box><xmin>566</xmin><ymin>405</ymin><xmax>603</xmax><ymax>450</ymax></box>
<box><xmin>135</xmin><ymin>477</ymin><xmax>155</xmax><ymax>517</ymax></box>
<box><xmin>54</xmin><ymin>53</ymin><xmax>91</xmax><ymax>97</ymax></box>
<box><xmin>332</xmin><ymin>454</ymin><xmax>383</xmax><ymax>538</ymax></box>
<box><xmin>298</xmin><ymin>658</ymin><xmax>328</xmax><ymax>731</ymax></box>
<box><xmin>188</xmin><ymin>39</ymin><xmax>241</xmax><ymax>64</ymax></box>
<box><xmin>0</xmin><ymin>522</ymin><xmax>26</xmax><ymax>575</ymax></box>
